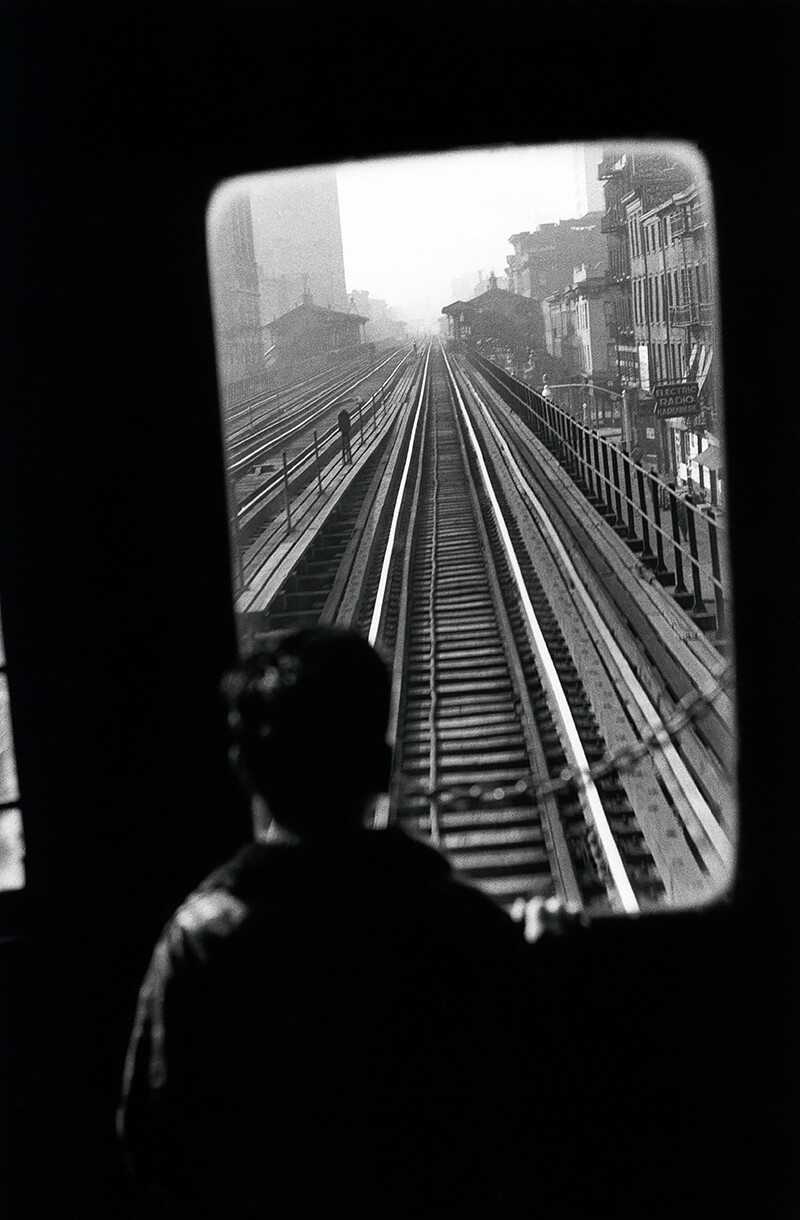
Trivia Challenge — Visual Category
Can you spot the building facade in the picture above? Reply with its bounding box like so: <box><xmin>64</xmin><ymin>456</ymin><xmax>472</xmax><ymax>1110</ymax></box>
<box><xmin>596</xmin><ymin>145</ymin><xmax>722</xmax><ymax>488</ymax></box>
<box><xmin>624</xmin><ymin>178</ymin><xmax>718</xmax><ymax>482</ymax></box>
<box><xmin>572</xmin><ymin>144</ymin><xmax>605</xmax><ymax>216</ymax></box>
<box><xmin>598</xmin><ymin>147</ymin><xmax>694</xmax><ymax>393</ymax></box>
<box><xmin>505</xmin><ymin>214</ymin><xmax>606</xmax><ymax>302</ymax></box>
<box><xmin>208</xmin><ymin>192</ymin><xmax>265</xmax><ymax>389</ymax></box>
<box><xmin>250</xmin><ymin>170</ymin><xmax>350</xmax><ymax>326</ymax></box>
<box><xmin>543</xmin><ymin>264</ymin><xmax>623</xmax><ymax>383</ymax></box>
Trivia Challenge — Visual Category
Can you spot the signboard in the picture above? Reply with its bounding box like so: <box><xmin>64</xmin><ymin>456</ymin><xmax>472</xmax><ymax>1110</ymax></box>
<box><xmin>637</xmin><ymin>344</ymin><xmax>650</xmax><ymax>393</ymax></box>
<box><xmin>652</xmin><ymin>381</ymin><xmax>700</xmax><ymax>417</ymax></box>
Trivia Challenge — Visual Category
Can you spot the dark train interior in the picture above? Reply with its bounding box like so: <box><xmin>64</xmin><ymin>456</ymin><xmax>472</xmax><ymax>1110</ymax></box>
<box><xmin>0</xmin><ymin>1</ymin><xmax>797</xmax><ymax>1216</ymax></box>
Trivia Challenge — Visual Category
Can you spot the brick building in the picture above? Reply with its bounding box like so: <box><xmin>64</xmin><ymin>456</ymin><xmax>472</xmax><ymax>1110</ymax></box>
<box><xmin>623</xmin><ymin>170</ymin><xmax>718</xmax><ymax>485</ymax></box>
<box><xmin>598</xmin><ymin>146</ymin><xmax>693</xmax><ymax>392</ymax></box>
<box><xmin>543</xmin><ymin>263</ymin><xmax>625</xmax><ymax>386</ymax></box>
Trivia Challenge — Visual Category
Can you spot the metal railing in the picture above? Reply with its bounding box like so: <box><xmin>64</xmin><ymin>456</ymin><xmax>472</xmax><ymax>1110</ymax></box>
<box><xmin>536</xmin><ymin>382</ymin><xmax>623</xmax><ymax>428</ymax></box>
<box><xmin>471</xmin><ymin>355</ymin><xmax>731</xmax><ymax>643</ymax></box>
<box><xmin>669</xmin><ymin>301</ymin><xmax>715</xmax><ymax>328</ymax></box>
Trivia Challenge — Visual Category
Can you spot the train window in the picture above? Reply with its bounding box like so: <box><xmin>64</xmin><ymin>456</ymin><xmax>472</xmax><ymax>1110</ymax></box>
<box><xmin>206</xmin><ymin>140</ymin><xmax>735</xmax><ymax>922</ymax></box>
<box><xmin>0</xmin><ymin>605</ymin><xmax>25</xmax><ymax>892</ymax></box>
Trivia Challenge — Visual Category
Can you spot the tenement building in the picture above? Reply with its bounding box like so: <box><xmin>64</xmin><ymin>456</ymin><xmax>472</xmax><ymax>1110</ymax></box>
<box><xmin>626</xmin><ymin>180</ymin><xmax>719</xmax><ymax>490</ymax></box>
<box><xmin>505</xmin><ymin>214</ymin><xmax>606</xmax><ymax>302</ymax></box>
<box><xmin>543</xmin><ymin>263</ymin><xmax>625</xmax><ymax>389</ymax></box>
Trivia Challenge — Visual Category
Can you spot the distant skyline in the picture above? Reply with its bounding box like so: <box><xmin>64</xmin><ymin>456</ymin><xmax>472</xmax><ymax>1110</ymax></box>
<box><xmin>336</xmin><ymin>144</ymin><xmax>604</xmax><ymax>327</ymax></box>
<box><xmin>210</xmin><ymin>140</ymin><xmax>701</xmax><ymax>334</ymax></box>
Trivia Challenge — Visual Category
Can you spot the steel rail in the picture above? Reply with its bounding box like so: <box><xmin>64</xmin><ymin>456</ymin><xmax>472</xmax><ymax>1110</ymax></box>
<box><xmin>224</xmin><ymin>350</ymin><xmax>391</xmax><ymax>435</ymax></box>
<box><xmin>227</xmin><ymin>348</ymin><xmax>408</xmax><ymax>478</ymax></box>
<box><xmin>367</xmin><ymin>346</ymin><xmax>431</xmax><ymax>646</ymax></box>
<box><xmin>237</xmin><ymin>354</ymin><xmax>411</xmax><ymax>525</ymax></box>
<box><xmin>442</xmin><ymin>345</ymin><xmax>640</xmax><ymax>915</ymax></box>
<box><xmin>454</xmin><ymin>355</ymin><xmax>735</xmax><ymax>881</ymax></box>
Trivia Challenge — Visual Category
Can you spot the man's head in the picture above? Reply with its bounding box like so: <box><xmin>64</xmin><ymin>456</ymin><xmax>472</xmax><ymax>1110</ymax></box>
<box><xmin>222</xmin><ymin>627</ymin><xmax>392</xmax><ymax>836</ymax></box>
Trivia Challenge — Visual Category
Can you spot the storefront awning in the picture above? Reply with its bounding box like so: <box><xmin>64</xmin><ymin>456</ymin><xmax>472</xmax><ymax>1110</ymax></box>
<box><xmin>693</xmin><ymin>445</ymin><xmax>722</xmax><ymax>470</ymax></box>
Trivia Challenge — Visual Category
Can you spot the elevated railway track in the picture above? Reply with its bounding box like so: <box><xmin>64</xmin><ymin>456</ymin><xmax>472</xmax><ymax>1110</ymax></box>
<box><xmin>233</xmin><ymin>342</ymin><xmax>735</xmax><ymax>920</ymax></box>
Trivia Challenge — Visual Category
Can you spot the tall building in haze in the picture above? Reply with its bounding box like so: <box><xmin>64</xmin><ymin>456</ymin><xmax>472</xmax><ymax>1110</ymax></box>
<box><xmin>573</xmin><ymin>144</ymin><xmax>605</xmax><ymax>216</ymax></box>
<box><xmin>249</xmin><ymin>171</ymin><xmax>350</xmax><ymax>327</ymax></box>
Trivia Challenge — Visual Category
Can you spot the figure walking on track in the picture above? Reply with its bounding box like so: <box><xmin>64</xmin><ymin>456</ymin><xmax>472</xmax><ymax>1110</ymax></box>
<box><xmin>337</xmin><ymin>405</ymin><xmax>352</xmax><ymax>465</ymax></box>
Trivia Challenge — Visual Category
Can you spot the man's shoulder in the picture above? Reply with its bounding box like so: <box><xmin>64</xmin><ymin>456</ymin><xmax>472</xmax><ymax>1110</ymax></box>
<box><xmin>173</xmin><ymin>888</ymin><xmax>249</xmax><ymax>942</ymax></box>
<box><xmin>159</xmin><ymin>844</ymin><xmax>269</xmax><ymax>960</ymax></box>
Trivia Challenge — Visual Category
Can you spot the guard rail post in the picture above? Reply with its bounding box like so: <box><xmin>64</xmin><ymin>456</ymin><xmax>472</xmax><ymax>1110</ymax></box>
<box><xmin>610</xmin><ymin>446</ymin><xmax>625</xmax><ymax>531</ymax></box>
<box><xmin>622</xmin><ymin>449</ymin><xmax>642</xmax><ymax>550</ymax></box>
<box><xmin>588</xmin><ymin>428</ymin><xmax>598</xmax><ymax>496</ymax></box>
<box><xmin>648</xmin><ymin>474</ymin><xmax>673</xmax><ymax>583</ymax></box>
<box><xmin>357</xmin><ymin>402</ymin><xmax>364</xmax><ymax>445</ymax></box>
<box><xmin>545</xmin><ymin>399</ymin><xmax>555</xmax><ymax>452</ymax></box>
<box><xmin>635</xmin><ymin>466</ymin><xmax>656</xmax><ymax>567</ymax></box>
<box><xmin>667</xmin><ymin>488</ymin><xmax>693</xmax><ymax>608</ymax></box>
<box><xmin>591</xmin><ymin>433</ymin><xmax>603</xmax><ymax>507</ymax></box>
<box><xmin>599</xmin><ymin>441</ymin><xmax>615</xmax><ymax>522</ymax></box>
<box><xmin>705</xmin><ymin>508</ymin><xmax>726</xmax><ymax>638</ymax></box>
<box><xmin>570</xmin><ymin>418</ymin><xmax>581</xmax><ymax>482</ymax></box>
<box><xmin>313</xmin><ymin>431</ymin><xmax>323</xmax><ymax>493</ymax></box>
<box><xmin>371</xmin><ymin>392</ymin><xmax>377</xmax><ymax>430</ymax></box>
<box><xmin>556</xmin><ymin>405</ymin><xmax>567</xmax><ymax>463</ymax></box>
<box><xmin>576</xmin><ymin>424</ymin><xmax>588</xmax><ymax>493</ymax></box>
<box><xmin>686</xmin><ymin>503</ymin><xmax>716</xmax><ymax>631</ymax></box>
<box><xmin>564</xmin><ymin>415</ymin><xmax>574</xmax><ymax>476</ymax></box>
<box><xmin>282</xmin><ymin>451</ymin><xmax>292</xmax><ymax>533</ymax></box>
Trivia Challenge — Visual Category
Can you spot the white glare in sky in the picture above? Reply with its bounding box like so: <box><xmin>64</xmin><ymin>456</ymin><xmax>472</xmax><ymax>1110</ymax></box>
<box><xmin>336</xmin><ymin>145</ymin><xmax>596</xmax><ymax>325</ymax></box>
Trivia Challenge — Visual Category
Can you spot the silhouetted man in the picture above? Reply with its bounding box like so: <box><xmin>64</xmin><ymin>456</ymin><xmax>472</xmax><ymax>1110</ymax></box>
<box><xmin>118</xmin><ymin>628</ymin><xmax>564</xmax><ymax>1218</ymax></box>
<box><xmin>337</xmin><ymin>405</ymin><xmax>352</xmax><ymax>464</ymax></box>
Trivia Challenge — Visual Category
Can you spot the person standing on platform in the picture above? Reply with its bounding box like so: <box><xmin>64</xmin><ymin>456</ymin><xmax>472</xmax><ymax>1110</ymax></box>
<box><xmin>337</xmin><ymin>405</ymin><xmax>352</xmax><ymax>465</ymax></box>
<box><xmin>118</xmin><ymin>627</ymin><xmax>569</xmax><ymax>1220</ymax></box>
<box><xmin>541</xmin><ymin>374</ymin><xmax>553</xmax><ymax>400</ymax></box>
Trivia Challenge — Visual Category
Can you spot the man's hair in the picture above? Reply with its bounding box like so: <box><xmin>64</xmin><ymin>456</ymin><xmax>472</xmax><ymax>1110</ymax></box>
<box><xmin>222</xmin><ymin>627</ymin><xmax>392</xmax><ymax>831</ymax></box>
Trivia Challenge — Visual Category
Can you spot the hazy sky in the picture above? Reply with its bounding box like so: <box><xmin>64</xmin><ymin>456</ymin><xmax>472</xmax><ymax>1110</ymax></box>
<box><xmin>337</xmin><ymin>144</ymin><xmax>595</xmax><ymax>326</ymax></box>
